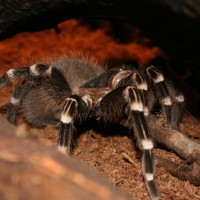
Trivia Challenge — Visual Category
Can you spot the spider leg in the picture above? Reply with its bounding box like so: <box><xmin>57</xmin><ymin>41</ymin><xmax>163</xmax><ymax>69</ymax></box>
<box><xmin>146</xmin><ymin>66</ymin><xmax>185</xmax><ymax>128</ymax></box>
<box><xmin>166</xmin><ymin>83</ymin><xmax>185</xmax><ymax>128</ymax></box>
<box><xmin>0</xmin><ymin>64</ymin><xmax>72</xmax><ymax>125</ymax></box>
<box><xmin>98</xmin><ymin>86</ymin><xmax>159</xmax><ymax>200</ymax></box>
<box><xmin>0</xmin><ymin>64</ymin><xmax>71</xmax><ymax>92</ymax></box>
<box><xmin>0</xmin><ymin>67</ymin><xmax>30</xmax><ymax>89</ymax></box>
<box><xmin>109</xmin><ymin>69</ymin><xmax>154</xmax><ymax>117</ymax></box>
<box><xmin>58</xmin><ymin>95</ymin><xmax>88</xmax><ymax>154</ymax></box>
<box><xmin>130</xmin><ymin>72</ymin><xmax>150</xmax><ymax>117</ymax></box>
<box><xmin>124</xmin><ymin>86</ymin><xmax>159</xmax><ymax>200</ymax></box>
<box><xmin>7</xmin><ymin>81</ymin><xmax>33</xmax><ymax>124</ymax></box>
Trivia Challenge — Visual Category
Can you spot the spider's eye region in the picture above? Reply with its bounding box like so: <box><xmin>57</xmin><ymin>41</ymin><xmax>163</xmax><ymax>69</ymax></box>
<box><xmin>146</xmin><ymin>66</ymin><xmax>164</xmax><ymax>84</ymax></box>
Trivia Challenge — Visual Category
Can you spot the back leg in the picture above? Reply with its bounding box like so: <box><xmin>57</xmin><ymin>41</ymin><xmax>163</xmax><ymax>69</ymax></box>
<box><xmin>166</xmin><ymin>82</ymin><xmax>185</xmax><ymax>128</ymax></box>
<box><xmin>0</xmin><ymin>66</ymin><xmax>41</xmax><ymax>123</ymax></box>
<box><xmin>97</xmin><ymin>86</ymin><xmax>160</xmax><ymax>200</ymax></box>
<box><xmin>146</xmin><ymin>66</ymin><xmax>185</xmax><ymax>129</ymax></box>
<box><xmin>0</xmin><ymin>67</ymin><xmax>30</xmax><ymax>89</ymax></box>
<box><xmin>7</xmin><ymin>81</ymin><xmax>34</xmax><ymax>124</ymax></box>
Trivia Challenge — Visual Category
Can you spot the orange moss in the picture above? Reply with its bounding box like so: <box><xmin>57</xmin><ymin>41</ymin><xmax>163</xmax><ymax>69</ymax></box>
<box><xmin>0</xmin><ymin>19</ymin><xmax>161</xmax><ymax>72</ymax></box>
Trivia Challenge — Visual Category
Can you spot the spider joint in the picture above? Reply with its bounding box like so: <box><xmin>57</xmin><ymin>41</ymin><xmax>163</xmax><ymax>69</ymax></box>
<box><xmin>7</xmin><ymin>69</ymin><xmax>16</xmax><ymax>78</ymax></box>
<box><xmin>141</xmin><ymin>139</ymin><xmax>154</xmax><ymax>150</ymax></box>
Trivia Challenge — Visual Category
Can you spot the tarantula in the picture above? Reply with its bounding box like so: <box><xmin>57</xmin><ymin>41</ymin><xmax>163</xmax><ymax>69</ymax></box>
<box><xmin>0</xmin><ymin>58</ymin><xmax>185</xmax><ymax>200</ymax></box>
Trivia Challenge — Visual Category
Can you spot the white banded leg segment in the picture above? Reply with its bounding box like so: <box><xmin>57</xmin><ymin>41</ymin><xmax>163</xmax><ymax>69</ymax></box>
<box><xmin>144</xmin><ymin>106</ymin><xmax>149</xmax><ymax>117</ymax></box>
<box><xmin>141</xmin><ymin>140</ymin><xmax>154</xmax><ymax>182</ymax></box>
<box><xmin>82</xmin><ymin>95</ymin><xmax>93</xmax><ymax>107</ymax></box>
<box><xmin>131</xmin><ymin>111</ymin><xmax>153</xmax><ymax>150</ymax></box>
<box><xmin>29</xmin><ymin>64</ymin><xmax>52</xmax><ymax>77</ymax></box>
<box><xmin>132</xmin><ymin>73</ymin><xmax>150</xmax><ymax>116</ymax></box>
<box><xmin>166</xmin><ymin>81</ymin><xmax>185</xmax><ymax>127</ymax></box>
<box><xmin>8</xmin><ymin>82</ymin><xmax>33</xmax><ymax>124</ymax></box>
<box><xmin>161</xmin><ymin>96</ymin><xmax>172</xmax><ymax>106</ymax></box>
<box><xmin>142</xmin><ymin>150</ymin><xmax>160</xmax><ymax>200</ymax></box>
<box><xmin>141</xmin><ymin>138</ymin><xmax>154</xmax><ymax>150</ymax></box>
<box><xmin>146</xmin><ymin>66</ymin><xmax>164</xmax><ymax>84</ymax></box>
<box><xmin>58</xmin><ymin>123</ymin><xmax>76</xmax><ymax>154</ymax></box>
<box><xmin>61</xmin><ymin>98</ymin><xmax>78</xmax><ymax>123</ymax></box>
<box><xmin>147</xmin><ymin>66</ymin><xmax>174</xmax><ymax>125</ymax></box>
<box><xmin>149</xmin><ymin>74</ymin><xmax>171</xmax><ymax>106</ymax></box>
<box><xmin>8</xmin><ymin>96</ymin><xmax>20</xmax><ymax>124</ymax></box>
<box><xmin>142</xmin><ymin>150</ymin><xmax>154</xmax><ymax>179</ymax></box>
<box><xmin>10</xmin><ymin>96</ymin><xmax>20</xmax><ymax>105</ymax></box>
<box><xmin>145</xmin><ymin>180</ymin><xmax>160</xmax><ymax>200</ymax></box>
<box><xmin>58</xmin><ymin>98</ymin><xmax>78</xmax><ymax>154</ymax></box>
<box><xmin>170</xmin><ymin>93</ymin><xmax>185</xmax><ymax>128</ymax></box>
<box><xmin>132</xmin><ymin>73</ymin><xmax>148</xmax><ymax>90</ymax></box>
<box><xmin>124</xmin><ymin>87</ymin><xmax>151</xmax><ymax>145</ymax></box>
<box><xmin>157</xmin><ymin>83</ymin><xmax>173</xmax><ymax>124</ymax></box>
<box><xmin>139</xmin><ymin>89</ymin><xmax>149</xmax><ymax>117</ymax></box>
<box><xmin>111</xmin><ymin>70</ymin><xmax>133</xmax><ymax>89</ymax></box>
<box><xmin>124</xmin><ymin>86</ymin><xmax>144</xmax><ymax>112</ymax></box>
<box><xmin>175</xmin><ymin>94</ymin><xmax>184</xmax><ymax>103</ymax></box>
<box><xmin>146</xmin><ymin>66</ymin><xmax>170</xmax><ymax>104</ymax></box>
<box><xmin>7</xmin><ymin>69</ymin><xmax>16</xmax><ymax>78</ymax></box>
<box><xmin>124</xmin><ymin>86</ymin><xmax>159</xmax><ymax>199</ymax></box>
<box><xmin>0</xmin><ymin>67</ymin><xmax>30</xmax><ymax>89</ymax></box>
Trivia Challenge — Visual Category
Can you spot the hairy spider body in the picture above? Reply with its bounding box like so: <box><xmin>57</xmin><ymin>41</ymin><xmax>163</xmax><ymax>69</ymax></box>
<box><xmin>19</xmin><ymin>59</ymin><xmax>103</xmax><ymax>128</ymax></box>
<box><xmin>0</xmin><ymin>57</ymin><xmax>185</xmax><ymax>200</ymax></box>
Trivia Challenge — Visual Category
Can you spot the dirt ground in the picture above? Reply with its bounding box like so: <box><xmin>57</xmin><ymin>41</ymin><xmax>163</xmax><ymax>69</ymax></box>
<box><xmin>0</xmin><ymin>19</ymin><xmax>200</xmax><ymax>200</ymax></box>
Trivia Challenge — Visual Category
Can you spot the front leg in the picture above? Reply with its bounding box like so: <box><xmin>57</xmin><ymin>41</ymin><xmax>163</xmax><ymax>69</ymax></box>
<box><xmin>124</xmin><ymin>86</ymin><xmax>159</xmax><ymax>200</ymax></box>
<box><xmin>1</xmin><ymin>63</ymin><xmax>72</xmax><ymax>126</ymax></box>
<box><xmin>98</xmin><ymin>86</ymin><xmax>159</xmax><ymax>200</ymax></box>
<box><xmin>58</xmin><ymin>95</ymin><xmax>88</xmax><ymax>154</ymax></box>
<box><xmin>0</xmin><ymin>64</ymin><xmax>71</xmax><ymax>92</ymax></box>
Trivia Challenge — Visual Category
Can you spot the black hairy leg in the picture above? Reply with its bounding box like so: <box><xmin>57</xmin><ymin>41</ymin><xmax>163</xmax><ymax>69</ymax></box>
<box><xmin>58</xmin><ymin>95</ymin><xmax>88</xmax><ymax>153</ymax></box>
<box><xmin>97</xmin><ymin>85</ymin><xmax>159</xmax><ymax>200</ymax></box>
<box><xmin>146</xmin><ymin>66</ymin><xmax>184</xmax><ymax>129</ymax></box>
<box><xmin>124</xmin><ymin>86</ymin><xmax>159</xmax><ymax>199</ymax></box>
<box><xmin>7</xmin><ymin>81</ymin><xmax>36</xmax><ymax>124</ymax></box>
<box><xmin>0</xmin><ymin>63</ymin><xmax>72</xmax><ymax>127</ymax></box>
